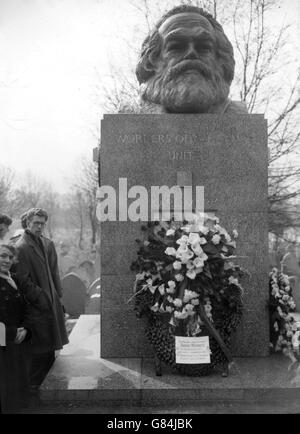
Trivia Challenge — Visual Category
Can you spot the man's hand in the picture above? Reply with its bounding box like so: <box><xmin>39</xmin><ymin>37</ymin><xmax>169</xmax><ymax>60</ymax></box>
<box><xmin>14</xmin><ymin>327</ymin><xmax>27</xmax><ymax>344</ymax></box>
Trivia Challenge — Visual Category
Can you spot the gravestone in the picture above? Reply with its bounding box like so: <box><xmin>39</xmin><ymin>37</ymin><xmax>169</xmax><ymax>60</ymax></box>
<box><xmin>88</xmin><ymin>278</ymin><xmax>101</xmax><ymax>296</ymax></box>
<box><xmin>85</xmin><ymin>278</ymin><xmax>101</xmax><ymax>315</ymax></box>
<box><xmin>100</xmin><ymin>114</ymin><xmax>269</xmax><ymax>358</ymax></box>
<box><xmin>62</xmin><ymin>273</ymin><xmax>87</xmax><ymax>318</ymax></box>
<box><xmin>76</xmin><ymin>260</ymin><xmax>95</xmax><ymax>287</ymax></box>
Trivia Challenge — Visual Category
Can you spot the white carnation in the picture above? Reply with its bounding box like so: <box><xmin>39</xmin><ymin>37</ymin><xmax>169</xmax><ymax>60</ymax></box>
<box><xmin>173</xmin><ymin>298</ymin><xmax>183</xmax><ymax>308</ymax></box>
<box><xmin>166</xmin><ymin>229</ymin><xmax>175</xmax><ymax>236</ymax></box>
<box><xmin>175</xmin><ymin>274</ymin><xmax>184</xmax><ymax>282</ymax></box>
<box><xmin>211</xmin><ymin>234</ymin><xmax>221</xmax><ymax>245</ymax></box>
<box><xmin>186</xmin><ymin>269</ymin><xmax>196</xmax><ymax>280</ymax></box>
<box><xmin>173</xmin><ymin>261</ymin><xmax>182</xmax><ymax>270</ymax></box>
<box><xmin>165</xmin><ymin>247</ymin><xmax>177</xmax><ymax>256</ymax></box>
<box><xmin>188</xmin><ymin>233</ymin><xmax>201</xmax><ymax>245</ymax></box>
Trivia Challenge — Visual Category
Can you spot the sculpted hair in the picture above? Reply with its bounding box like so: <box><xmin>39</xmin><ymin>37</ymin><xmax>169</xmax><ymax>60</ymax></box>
<box><xmin>0</xmin><ymin>214</ymin><xmax>12</xmax><ymax>226</ymax></box>
<box><xmin>136</xmin><ymin>5</ymin><xmax>235</xmax><ymax>86</ymax></box>
<box><xmin>26</xmin><ymin>208</ymin><xmax>48</xmax><ymax>223</ymax></box>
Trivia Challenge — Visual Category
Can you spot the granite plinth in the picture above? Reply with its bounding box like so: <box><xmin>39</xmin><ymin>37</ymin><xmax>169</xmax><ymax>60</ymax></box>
<box><xmin>39</xmin><ymin>315</ymin><xmax>300</xmax><ymax>409</ymax></box>
<box><xmin>100</xmin><ymin>114</ymin><xmax>269</xmax><ymax>358</ymax></box>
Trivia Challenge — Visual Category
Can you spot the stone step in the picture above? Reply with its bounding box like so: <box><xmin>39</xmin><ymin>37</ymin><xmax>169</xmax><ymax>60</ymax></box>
<box><xmin>39</xmin><ymin>315</ymin><xmax>300</xmax><ymax>407</ymax></box>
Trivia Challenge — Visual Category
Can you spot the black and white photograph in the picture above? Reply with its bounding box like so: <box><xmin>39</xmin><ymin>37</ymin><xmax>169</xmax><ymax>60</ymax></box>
<box><xmin>0</xmin><ymin>0</ymin><xmax>300</xmax><ymax>417</ymax></box>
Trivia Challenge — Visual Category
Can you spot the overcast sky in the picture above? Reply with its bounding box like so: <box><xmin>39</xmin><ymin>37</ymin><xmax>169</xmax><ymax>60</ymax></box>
<box><xmin>0</xmin><ymin>0</ymin><xmax>299</xmax><ymax>193</ymax></box>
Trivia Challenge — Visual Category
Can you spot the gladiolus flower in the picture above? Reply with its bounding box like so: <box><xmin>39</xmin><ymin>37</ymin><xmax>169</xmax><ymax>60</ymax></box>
<box><xmin>148</xmin><ymin>285</ymin><xmax>157</xmax><ymax>294</ymax></box>
<box><xmin>166</xmin><ymin>287</ymin><xmax>175</xmax><ymax>294</ymax></box>
<box><xmin>176</xmin><ymin>235</ymin><xmax>189</xmax><ymax>245</ymax></box>
<box><xmin>185</xmin><ymin>303</ymin><xmax>194</xmax><ymax>312</ymax></box>
<box><xmin>186</xmin><ymin>260</ymin><xmax>194</xmax><ymax>270</ymax></box>
<box><xmin>158</xmin><ymin>284</ymin><xmax>165</xmax><ymax>295</ymax></box>
<box><xmin>173</xmin><ymin>261</ymin><xmax>182</xmax><ymax>270</ymax></box>
<box><xmin>193</xmin><ymin>257</ymin><xmax>204</xmax><ymax>268</ymax></box>
<box><xmin>224</xmin><ymin>233</ymin><xmax>231</xmax><ymax>243</ymax></box>
<box><xmin>174</xmin><ymin>310</ymin><xmax>189</xmax><ymax>319</ymax></box>
<box><xmin>173</xmin><ymin>298</ymin><xmax>182</xmax><ymax>308</ymax></box>
<box><xmin>191</xmin><ymin>243</ymin><xmax>203</xmax><ymax>255</ymax></box>
<box><xmin>166</xmin><ymin>229</ymin><xmax>175</xmax><ymax>236</ymax></box>
<box><xmin>232</xmin><ymin>230</ymin><xmax>238</xmax><ymax>238</ymax></box>
<box><xmin>228</xmin><ymin>276</ymin><xmax>239</xmax><ymax>286</ymax></box>
<box><xmin>150</xmin><ymin>302</ymin><xmax>159</xmax><ymax>312</ymax></box>
<box><xmin>191</xmin><ymin>298</ymin><xmax>200</xmax><ymax>306</ymax></box>
<box><xmin>188</xmin><ymin>233</ymin><xmax>201</xmax><ymax>245</ymax></box>
<box><xmin>183</xmin><ymin>290</ymin><xmax>199</xmax><ymax>303</ymax></box>
<box><xmin>175</xmin><ymin>274</ymin><xmax>184</xmax><ymax>282</ymax></box>
<box><xmin>212</xmin><ymin>234</ymin><xmax>221</xmax><ymax>245</ymax></box>
<box><xmin>186</xmin><ymin>269</ymin><xmax>196</xmax><ymax>280</ymax></box>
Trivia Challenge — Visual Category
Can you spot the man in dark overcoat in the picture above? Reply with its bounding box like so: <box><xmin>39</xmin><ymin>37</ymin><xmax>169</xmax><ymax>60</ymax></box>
<box><xmin>14</xmin><ymin>208</ymin><xmax>68</xmax><ymax>386</ymax></box>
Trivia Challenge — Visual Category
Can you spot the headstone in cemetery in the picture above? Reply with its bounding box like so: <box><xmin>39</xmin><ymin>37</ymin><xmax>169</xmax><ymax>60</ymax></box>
<box><xmin>85</xmin><ymin>278</ymin><xmax>101</xmax><ymax>315</ymax></box>
<box><xmin>88</xmin><ymin>278</ymin><xmax>101</xmax><ymax>296</ymax></box>
<box><xmin>99</xmin><ymin>6</ymin><xmax>269</xmax><ymax>359</ymax></box>
<box><xmin>62</xmin><ymin>273</ymin><xmax>87</xmax><ymax>318</ymax></box>
<box><xmin>77</xmin><ymin>260</ymin><xmax>95</xmax><ymax>287</ymax></box>
<box><xmin>85</xmin><ymin>294</ymin><xmax>101</xmax><ymax>315</ymax></box>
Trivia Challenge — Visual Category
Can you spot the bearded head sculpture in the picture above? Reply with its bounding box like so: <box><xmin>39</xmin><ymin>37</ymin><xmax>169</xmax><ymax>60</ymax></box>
<box><xmin>136</xmin><ymin>6</ymin><xmax>241</xmax><ymax>114</ymax></box>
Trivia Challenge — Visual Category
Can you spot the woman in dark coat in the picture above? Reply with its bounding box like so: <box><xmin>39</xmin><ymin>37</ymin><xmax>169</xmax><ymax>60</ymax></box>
<box><xmin>0</xmin><ymin>244</ymin><xmax>31</xmax><ymax>414</ymax></box>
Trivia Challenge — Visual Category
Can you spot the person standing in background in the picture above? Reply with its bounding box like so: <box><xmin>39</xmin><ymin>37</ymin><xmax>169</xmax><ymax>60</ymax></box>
<box><xmin>10</xmin><ymin>211</ymin><xmax>28</xmax><ymax>245</ymax></box>
<box><xmin>13</xmin><ymin>208</ymin><xmax>68</xmax><ymax>387</ymax></box>
<box><xmin>0</xmin><ymin>214</ymin><xmax>12</xmax><ymax>242</ymax></box>
<box><xmin>0</xmin><ymin>244</ymin><xmax>31</xmax><ymax>413</ymax></box>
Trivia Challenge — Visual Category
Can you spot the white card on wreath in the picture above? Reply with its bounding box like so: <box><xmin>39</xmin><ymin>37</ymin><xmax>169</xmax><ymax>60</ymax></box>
<box><xmin>0</xmin><ymin>322</ymin><xmax>6</xmax><ymax>347</ymax></box>
<box><xmin>175</xmin><ymin>336</ymin><xmax>210</xmax><ymax>364</ymax></box>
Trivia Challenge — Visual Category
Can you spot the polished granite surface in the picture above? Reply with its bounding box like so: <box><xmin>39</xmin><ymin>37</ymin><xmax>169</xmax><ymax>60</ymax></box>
<box><xmin>41</xmin><ymin>315</ymin><xmax>300</xmax><ymax>405</ymax></box>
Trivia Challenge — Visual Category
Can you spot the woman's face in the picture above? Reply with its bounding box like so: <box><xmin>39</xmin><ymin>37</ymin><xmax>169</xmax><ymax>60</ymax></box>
<box><xmin>0</xmin><ymin>247</ymin><xmax>14</xmax><ymax>273</ymax></box>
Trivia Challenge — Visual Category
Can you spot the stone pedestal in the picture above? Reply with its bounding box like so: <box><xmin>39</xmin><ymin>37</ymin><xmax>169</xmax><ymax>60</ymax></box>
<box><xmin>100</xmin><ymin>114</ymin><xmax>269</xmax><ymax>358</ymax></box>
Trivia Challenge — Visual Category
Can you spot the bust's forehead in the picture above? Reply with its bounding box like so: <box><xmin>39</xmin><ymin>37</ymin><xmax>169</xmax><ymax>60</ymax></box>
<box><xmin>158</xmin><ymin>12</ymin><xmax>214</xmax><ymax>37</ymax></box>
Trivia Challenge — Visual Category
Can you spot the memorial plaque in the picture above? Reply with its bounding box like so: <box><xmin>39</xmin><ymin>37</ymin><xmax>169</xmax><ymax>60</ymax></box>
<box><xmin>175</xmin><ymin>336</ymin><xmax>211</xmax><ymax>364</ymax></box>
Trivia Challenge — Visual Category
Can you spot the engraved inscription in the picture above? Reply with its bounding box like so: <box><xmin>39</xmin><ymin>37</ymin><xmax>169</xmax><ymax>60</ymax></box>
<box><xmin>117</xmin><ymin>133</ymin><xmax>207</xmax><ymax>146</ymax></box>
<box><xmin>169</xmin><ymin>151</ymin><xmax>201</xmax><ymax>161</ymax></box>
<box><xmin>169</xmin><ymin>151</ymin><xmax>192</xmax><ymax>160</ymax></box>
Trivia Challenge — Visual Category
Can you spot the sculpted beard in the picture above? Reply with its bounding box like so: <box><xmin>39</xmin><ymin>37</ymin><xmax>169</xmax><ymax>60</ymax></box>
<box><xmin>141</xmin><ymin>59</ymin><xmax>230</xmax><ymax>113</ymax></box>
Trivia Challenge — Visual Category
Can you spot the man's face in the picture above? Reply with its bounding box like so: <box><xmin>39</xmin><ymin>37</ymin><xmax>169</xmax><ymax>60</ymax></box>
<box><xmin>143</xmin><ymin>13</ymin><xmax>230</xmax><ymax>112</ymax></box>
<box><xmin>0</xmin><ymin>247</ymin><xmax>14</xmax><ymax>274</ymax></box>
<box><xmin>0</xmin><ymin>223</ymin><xmax>9</xmax><ymax>240</ymax></box>
<box><xmin>27</xmin><ymin>215</ymin><xmax>46</xmax><ymax>237</ymax></box>
<box><xmin>159</xmin><ymin>13</ymin><xmax>216</xmax><ymax>71</ymax></box>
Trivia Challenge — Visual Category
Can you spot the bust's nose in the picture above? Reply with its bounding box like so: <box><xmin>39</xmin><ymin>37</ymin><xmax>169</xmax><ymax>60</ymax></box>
<box><xmin>183</xmin><ymin>41</ymin><xmax>199</xmax><ymax>60</ymax></box>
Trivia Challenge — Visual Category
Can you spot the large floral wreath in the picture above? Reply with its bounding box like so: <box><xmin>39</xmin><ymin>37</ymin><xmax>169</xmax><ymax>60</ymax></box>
<box><xmin>130</xmin><ymin>214</ymin><xmax>246</xmax><ymax>376</ymax></box>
